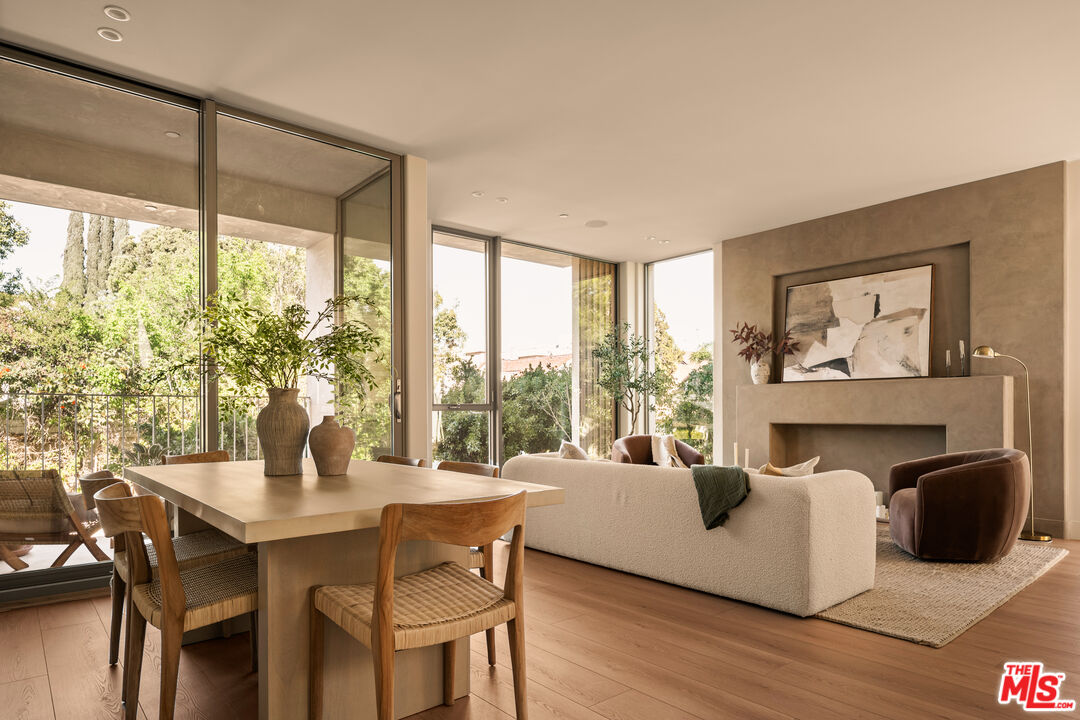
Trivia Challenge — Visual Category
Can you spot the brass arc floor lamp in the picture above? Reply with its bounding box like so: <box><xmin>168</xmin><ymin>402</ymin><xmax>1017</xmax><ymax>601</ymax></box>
<box><xmin>972</xmin><ymin>345</ymin><xmax>1051</xmax><ymax>542</ymax></box>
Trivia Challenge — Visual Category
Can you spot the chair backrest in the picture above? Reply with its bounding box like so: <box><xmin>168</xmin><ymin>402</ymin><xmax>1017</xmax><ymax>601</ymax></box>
<box><xmin>0</xmin><ymin>469</ymin><xmax>73</xmax><ymax>520</ymax></box>
<box><xmin>376</xmin><ymin>455</ymin><xmax>426</xmax><ymax>468</ymax></box>
<box><xmin>611</xmin><ymin>435</ymin><xmax>705</xmax><ymax>467</ymax></box>
<box><xmin>163</xmin><ymin>450</ymin><xmax>230</xmax><ymax>465</ymax></box>
<box><xmin>373</xmin><ymin>492</ymin><xmax>527</xmax><ymax>645</ymax></box>
<box><xmin>95</xmin><ymin>483</ymin><xmax>184</xmax><ymax>612</ymax></box>
<box><xmin>79</xmin><ymin>470</ymin><xmax>119</xmax><ymax>511</ymax></box>
<box><xmin>435</xmin><ymin>460</ymin><xmax>499</xmax><ymax>478</ymax></box>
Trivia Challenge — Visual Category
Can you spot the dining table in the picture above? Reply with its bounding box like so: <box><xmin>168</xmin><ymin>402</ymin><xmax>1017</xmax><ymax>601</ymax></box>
<box><xmin>124</xmin><ymin>457</ymin><xmax>565</xmax><ymax>720</ymax></box>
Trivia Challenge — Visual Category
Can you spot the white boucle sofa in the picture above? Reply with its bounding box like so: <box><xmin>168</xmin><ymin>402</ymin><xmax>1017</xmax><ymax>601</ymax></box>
<box><xmin>502</xmin><ymin>454</ymin><xmax>876</xmax><ymax>616</ymax></box>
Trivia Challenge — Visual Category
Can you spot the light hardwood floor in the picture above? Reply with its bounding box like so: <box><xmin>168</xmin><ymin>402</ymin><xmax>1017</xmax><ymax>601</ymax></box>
<box><xmin>1</xmin><ymin>538</ymin><xmax>1077</xmax><ymax>719</ymax></box>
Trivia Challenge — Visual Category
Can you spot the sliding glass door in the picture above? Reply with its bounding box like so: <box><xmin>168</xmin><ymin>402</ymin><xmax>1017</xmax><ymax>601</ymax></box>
<box><xmin>214</xmin><ymin>112</ymin><xmax>398</xmax><ymax>459</ymax></box>
<box><xmin>0</xmin><ymin>47</ymin><xmax>402</xmax><ymax>600</ymax></box>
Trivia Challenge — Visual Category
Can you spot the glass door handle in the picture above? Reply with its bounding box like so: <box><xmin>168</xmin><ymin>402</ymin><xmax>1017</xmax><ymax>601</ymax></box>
<box><xmin>393</xmin><ymin>378</ymin><xmax>403</xmax><ymax>421</ymax></box>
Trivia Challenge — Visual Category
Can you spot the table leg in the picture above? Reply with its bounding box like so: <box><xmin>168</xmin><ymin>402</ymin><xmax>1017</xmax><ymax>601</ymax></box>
<box><xmin>258</xmin><ymin>529</ymin><xmax>469</xmax><ymax>720</ymax></box>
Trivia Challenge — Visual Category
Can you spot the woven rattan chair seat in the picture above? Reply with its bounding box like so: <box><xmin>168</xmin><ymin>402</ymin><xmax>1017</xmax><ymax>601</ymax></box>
<box><xmin>132</xmin><ymin>552</ymin><xmax>258</xmax><ymax>632</ymax></box>
<box><xmin>114</xmin><ymin>529</ymin><xmax>248</xmax><ymax>582</ymax></box>
<box><xmin>315</xmin><ymin>561</ymin><xmax>516</xmax><ymax>651</ymax></box>
<box><xmin>468</xmin><ymin>548</ymin><xmax>485</xmax><ymax>569</ymax></box>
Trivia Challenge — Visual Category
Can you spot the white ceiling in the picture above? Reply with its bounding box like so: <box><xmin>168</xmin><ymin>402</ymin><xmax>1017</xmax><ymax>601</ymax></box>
<box><xmin>2</xmin><ymin>0</ymin><xmax>1078</xmax><ymax>262</ymax></box>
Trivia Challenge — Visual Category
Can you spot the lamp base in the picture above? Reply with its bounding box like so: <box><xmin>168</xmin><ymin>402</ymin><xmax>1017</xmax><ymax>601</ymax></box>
<box><xmin>1019</xmin><ymin>531</ymin><xmax>1052</xmax><ymax>542</ymax></box>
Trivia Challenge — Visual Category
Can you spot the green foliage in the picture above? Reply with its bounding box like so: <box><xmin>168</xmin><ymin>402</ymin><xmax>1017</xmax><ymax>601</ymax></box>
<box><xmin>656</xmin><ymin>344</ymin><xmax>713</xmax><ymax>463</ymax></box>
<box><xmin>195</xmin><ymin>294</ymin><xmax>382</xmax><ymax>401</ymax></box>
<box><xmin>502</xmin><ymin>363</ymin><xmax>571</xmax><ymax>457</ymax></box>
<box><xmin>0</xmin><ymin>201</ymin><xmax>30</xmax><ymax>300</ymax></box>
<box><xmin>593</xmin><ymin>322</ymin><xmax>672</xmax><ymax>429</ymax></box>
<box><xmin>124</xmin><ymin>442</ymin><xmax>165</xmax><ymax>466</ymax></box>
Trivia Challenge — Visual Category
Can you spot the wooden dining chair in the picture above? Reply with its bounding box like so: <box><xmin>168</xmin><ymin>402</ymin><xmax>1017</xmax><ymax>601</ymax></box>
<box><xmin>95</xmin><ymin>483</ymin><xmax>259</xmax><ymax>720</ymax></box>
<box><xmin>375</xmin><ymin>454</ymin><xmax>426</xmax><ymax>467</ymax></box>
<box><xmin>309</xmin><ymin>491</ymin><xmax>528</xmax><ymax>720</ymax></box>
<box><xmin>105</xmin><ymin>450</ymin><xmax>248</xmax><ymax>670</ymax></box>
<box><xmin>434</xmin><ymin>460</ymin><xmax>501</xmax><ymax>664</ymax></box>
<box><xmin>162</xmin><ymin>450</ymin><xmax>231</xmax><ymax>465</ymax></box>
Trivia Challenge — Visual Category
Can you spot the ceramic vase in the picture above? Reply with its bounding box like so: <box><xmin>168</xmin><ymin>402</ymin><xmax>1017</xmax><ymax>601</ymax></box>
<box><xmin>750</xmin><ymin>358</ymin><xmax>771</xmax><ymax>385</ymax></box>
<box><xmin>256</xmin><ymin>387</ymin><xmax>310</xmax><ymax>476</ymax></box>
<box><xmin>308</xmin><ymin>415</ymin><xmax>355</xmax><ymax>476</ymax></box>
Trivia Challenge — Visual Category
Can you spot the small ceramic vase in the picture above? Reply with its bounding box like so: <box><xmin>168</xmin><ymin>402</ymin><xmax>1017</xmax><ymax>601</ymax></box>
<box><xmin>308</xmin><ymin>415</ymin><xmax>356</xmax><ymax>476</ymax></box>
<box><xmin>750</xmin><ymin>359</ymin><xmax>771</xmax><ymax>385</ymax></box>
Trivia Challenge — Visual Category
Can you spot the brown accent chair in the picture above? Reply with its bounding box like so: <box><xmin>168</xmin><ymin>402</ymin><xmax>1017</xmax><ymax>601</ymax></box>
<box><xmin>610</xmin><ymin>435</ymin><xmax>705</xmax><ymax>467</ymax></box>
<box><xmin>376</xmin><ymin>455</ymin><xmax>426</xmax><ymax>468</ymax></box>
<box><xmin>888</xmin><ymin>449</ymin><xmax>1030</xmax><ymax>562</ymax></box>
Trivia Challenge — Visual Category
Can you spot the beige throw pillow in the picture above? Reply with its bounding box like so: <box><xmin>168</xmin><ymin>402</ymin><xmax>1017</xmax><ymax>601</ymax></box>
<box><xmin>651</xmin><ymin>434</ymin><xmax>688</xmax><ymax>468</ymax></box>
<box><xmin>758</xmin><ymin>456</ymin><xmax>820</xmax><ymax>477</ymax></box>
<box><xmin>558</xmin><ymin>441</ymin><xmax>589</xmax><ymax>460</ymax></box>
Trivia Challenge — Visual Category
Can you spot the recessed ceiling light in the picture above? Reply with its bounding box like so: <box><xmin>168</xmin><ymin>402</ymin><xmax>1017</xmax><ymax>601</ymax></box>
<box><xmin>646</xmin><ymin>235</ymin><xmax>656</xmax><ymax>242</ymax></box>
<box><xmin>144</xmin><ymin>204</ymin><xmax>158</xmax><ymax>211</ymax></box>
<box><xmin>97</xmin><ymin>27</ymin><xmax>123</xmax><ymax>42</ymax></box>
<box><xmin>558</xmin><ymin>213</ymin><xmax>569</xmax><ymax>219</ymax></box>
<box><xmin>584</xmin><ymin>219</ymin><xmax>607</xmax><ymax>228</ymax></box>
<box><xmin>163</xmin><ymin>131</ymin><xmax>181</xmax><ymax>139</ymax></box>
<box><xmin>495</xmin><ymin>197</ymin><xmax>509</xmax><ymax>204</ymax></box>
<box><xmin>657</xmin><ymin>239</ymin><xmax>671</xmax><ymax>245</ymax></box>
<box><xmin>103</xmin><ymin>5</ymin><xmax>130</xmax><ymax>21</ymax></box>
<box><xmin>471</xmin><ymin>191</ymin><xmax>484</xmax><ymax>198</ymax></box>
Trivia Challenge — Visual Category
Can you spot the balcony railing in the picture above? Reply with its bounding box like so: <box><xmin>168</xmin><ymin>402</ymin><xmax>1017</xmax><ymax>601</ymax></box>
<box><xmin>0</xmin><ymin>392</ymin><xmax>311</xmax><ymax>490</ymax></box>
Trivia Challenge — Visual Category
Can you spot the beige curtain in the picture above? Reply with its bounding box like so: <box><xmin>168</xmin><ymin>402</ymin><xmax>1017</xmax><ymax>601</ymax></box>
<box><xmin>572</xmin><ymin>258</ymin><xmax>616</xmax><ymax>456</ymax></box>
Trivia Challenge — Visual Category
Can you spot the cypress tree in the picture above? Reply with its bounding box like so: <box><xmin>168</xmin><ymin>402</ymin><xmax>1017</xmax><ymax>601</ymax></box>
<box><xmin>85</xmin><ymin>214</ymin><xmax>102</xmax><ymax>295</ymax></box>
<box><xmin>96</xmin><ymin>216</ymin><xmax>114</xmax><ymax>291</ymax></box>
<box><xmin>61</xmin><ymin>211</ymin><xmax>86</xmax><ymax>297</ymax></box>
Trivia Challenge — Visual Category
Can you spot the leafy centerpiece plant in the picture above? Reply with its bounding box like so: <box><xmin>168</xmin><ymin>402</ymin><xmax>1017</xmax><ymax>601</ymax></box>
<box><xmin>198</xmin><ymin>294</ymin><xmax>381</xmax><ymax>475</ymax></box>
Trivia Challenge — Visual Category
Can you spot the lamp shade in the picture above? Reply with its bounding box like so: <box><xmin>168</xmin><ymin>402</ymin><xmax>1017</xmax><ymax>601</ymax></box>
<box><xmin>972</xmin><ymin>345</ymin><xmax>997</xmax><ymax>358</ymax></box>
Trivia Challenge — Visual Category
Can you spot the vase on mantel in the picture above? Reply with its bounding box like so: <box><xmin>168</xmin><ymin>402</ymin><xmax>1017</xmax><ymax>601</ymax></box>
<box><xmin>256</xmin><ymin>387</ymin><xmax>310</xmax><ymax>476</ymax></box>
<box><xmin>750</xmin><ymin>358</ymin><xmax>771</xmax><ymax>385</ymax></box>
<box><xmin>308</xmin><ymin>415</ymin><xmax>356</xmax><ymax>476</ymax></box>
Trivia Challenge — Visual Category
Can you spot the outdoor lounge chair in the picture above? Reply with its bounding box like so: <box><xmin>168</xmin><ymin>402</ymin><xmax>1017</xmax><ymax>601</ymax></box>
<box><xmin>0</xmin><ymin>469</ymin><xmax>109</xmax><ymax>570</ymax></box>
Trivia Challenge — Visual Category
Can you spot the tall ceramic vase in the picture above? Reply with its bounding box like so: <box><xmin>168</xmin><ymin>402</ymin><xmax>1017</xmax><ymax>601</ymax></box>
<box><xmin>256</xmin><ymin>387</ymin><xmax>310</xmax><ymax>476</ymax></box>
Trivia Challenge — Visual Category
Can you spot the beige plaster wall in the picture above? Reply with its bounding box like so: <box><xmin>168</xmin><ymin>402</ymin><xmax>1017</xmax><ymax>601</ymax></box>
<box><xmin>719</xmin><ymin>163</ymin><xmax>1067</xmax><ymax>536</ymax></box>
<box><xmin>1066</xmin><ymin>161</ymin><xmax>1080</xmax><ymax>539</ymax></box>
<box><xmin>403</xmin><ymin>155</ymin><xmax>432</xmax><ymax>463</ymax></box>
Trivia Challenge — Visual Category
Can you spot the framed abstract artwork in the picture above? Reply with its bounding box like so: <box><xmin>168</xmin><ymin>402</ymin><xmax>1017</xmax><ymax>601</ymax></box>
<box><xmin>782</xmin><ymin>264</ymin><xmax>933</xmax><ymax>382</ymax></box>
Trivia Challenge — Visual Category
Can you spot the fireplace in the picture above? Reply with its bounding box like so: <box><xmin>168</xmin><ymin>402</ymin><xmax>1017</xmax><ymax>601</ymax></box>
<box><xmin>736</xmin><ymin>376</ymin><xmax>1014</xmax><ymax>497</ymax></box>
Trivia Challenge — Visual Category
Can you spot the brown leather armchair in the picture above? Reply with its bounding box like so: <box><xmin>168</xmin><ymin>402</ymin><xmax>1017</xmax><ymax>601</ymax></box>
<box><xmin>888</xmin><ymin>448</ymin><xmax>1030</xmax><ymax>562</ymax></box>
<box><xmin>611</xmin><ymin>435</ymin><xmax>705</xmax><ymax>467</ymax></box>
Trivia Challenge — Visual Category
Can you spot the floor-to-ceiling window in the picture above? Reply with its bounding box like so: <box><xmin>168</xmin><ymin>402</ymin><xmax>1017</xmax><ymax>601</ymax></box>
<box><xmin>0</xmin><ymin>47</ymin><xmax>401</xmax><ymax>596</ymax></box>
<box><xmin>647</xmin><ymin>250</ymin><xmax>714</xmax><ymax>463</ymax></box>
<box><xmin>431</xmin><ymin>231</ymin><xmax>492</xmax><ymax>463</ymax></box>
<box><xmin>431</xmin><ymin>229</ymin><xmax>616</xmax><ymax>465</ymax></box>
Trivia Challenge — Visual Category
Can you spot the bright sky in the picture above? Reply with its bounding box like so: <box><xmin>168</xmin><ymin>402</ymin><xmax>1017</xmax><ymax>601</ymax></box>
<box><xmin>652</xmin><ymin>251</ymin><xmax>714</xmax><ymax>353</ymax></box>
<box><xmin>1</xmin><ymin>200</ymin><xmax>156</xmax><ymax>288</ymax></box>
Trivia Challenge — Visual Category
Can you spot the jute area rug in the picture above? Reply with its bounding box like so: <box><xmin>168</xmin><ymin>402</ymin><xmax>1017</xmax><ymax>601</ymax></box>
<box><xmin>815</xmin><ymin>524</ymin><xmax>1069</xmax><ymax>648</ymax></box>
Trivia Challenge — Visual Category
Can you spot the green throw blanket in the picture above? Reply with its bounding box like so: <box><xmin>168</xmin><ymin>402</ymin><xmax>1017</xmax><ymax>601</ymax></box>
<box><xmin>690</xmin><ymin>465</ymin><xmax>750</xmax><ymax>529</ymax></box>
